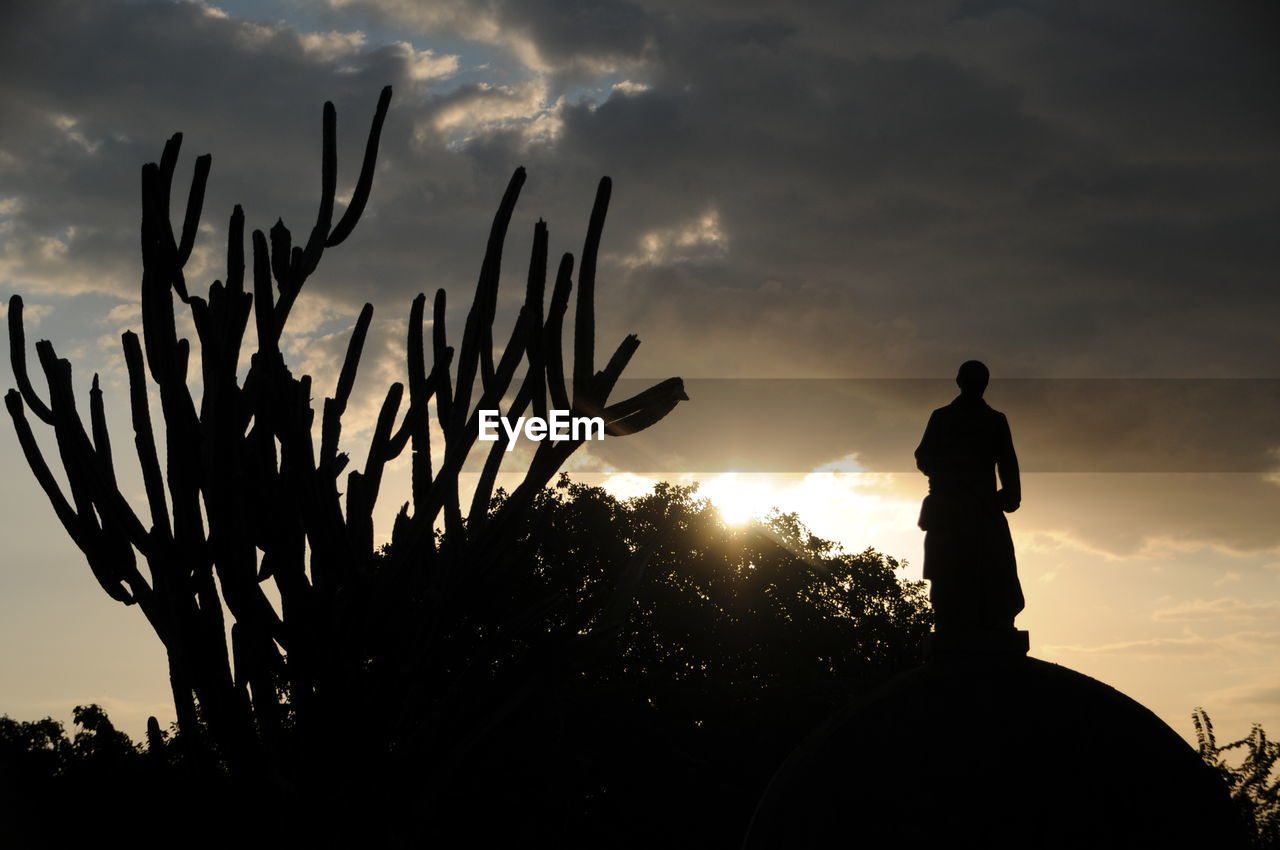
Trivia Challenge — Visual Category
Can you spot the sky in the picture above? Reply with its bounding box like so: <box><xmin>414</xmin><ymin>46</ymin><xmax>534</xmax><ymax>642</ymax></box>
<box><xmin>1</xmin><ymin>0</ymin><xmax>1279</xmax><ymax>746</ymax></box>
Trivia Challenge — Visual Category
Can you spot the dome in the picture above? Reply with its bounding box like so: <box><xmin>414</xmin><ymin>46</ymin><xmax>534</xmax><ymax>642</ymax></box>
<box><xmin>745</xmin><ymin>651</ymin><xmax>1243</xmax><ymax>849</ymax></box>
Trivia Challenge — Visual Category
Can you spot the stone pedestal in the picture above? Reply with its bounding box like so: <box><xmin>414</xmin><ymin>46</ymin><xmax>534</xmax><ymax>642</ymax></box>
<box><xmin>744</xmin><ymin>650</ymin><xmax>1244</xmax><ymax>848</ymax></box>
<box><xmin>924</xmin><ymin>627</ymin><xmax>1030</xmax><ymax>658</ymax></box>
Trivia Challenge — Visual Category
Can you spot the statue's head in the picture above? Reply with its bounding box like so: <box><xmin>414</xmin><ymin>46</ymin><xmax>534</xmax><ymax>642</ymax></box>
<box><xmin>956</xmin><ymin>360</ymin><xmax>989</xmax><ymax>398</ymax></box>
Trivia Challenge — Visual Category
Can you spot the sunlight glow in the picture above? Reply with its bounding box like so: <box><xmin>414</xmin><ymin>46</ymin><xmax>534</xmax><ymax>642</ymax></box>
<box><xmin>698</xmin><ymin>472</ymin><xmax>774</xmax><ymax>526</ymax></box>
<box><xmin>597</xmin><ymin>467</ymin><xmax>926</xmax><ymax>574</ymax></box>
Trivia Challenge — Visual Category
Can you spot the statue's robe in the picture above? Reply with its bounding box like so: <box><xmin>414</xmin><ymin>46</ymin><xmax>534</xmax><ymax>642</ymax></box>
<box><xmin>915</xmin><ymin>395</ymin><xmax>1025</xmax><ymax>630</ymax></box>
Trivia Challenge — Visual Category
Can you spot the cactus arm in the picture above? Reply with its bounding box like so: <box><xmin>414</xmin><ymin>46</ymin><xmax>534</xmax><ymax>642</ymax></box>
<box><xmin>301</xmin><ymin>101</ymin><xmax>337</xmax><ymax>276</ymax></box>
<box><xmin>7</xmin><ymin>295</ymin><xmax>55</xmax><ymax>424</ymax></box>
<box><xmin>525</xmin><ymin>220</ymin><xmax>548</xmax><ymax>422</ymax></box>
<box><xmin>122</xmin><ymin>331</ymin><xmax>172</xmax><ymax>541</ymax></box>
<box><xmin>5</xmin><ymin>389</ymin><xmax>87</xmax><ymax>551</ymax></box>
<box><xmin>455</xmin><ymin>167</ymin><xmax>525</xmax><ymax>426</ymax></box>
<box><xmin>175</xmin><ymin>154</ymin><xmax>211</xmax><ymax>268</ymax></box>
<box><xmin>433</xmin><ymin>288</ymin><xmax>453</xmax><ymax>429</ymax></box>
<box><xmin>543</xmin><ymin>252</ymin><xmax>574</xmax><ymax>412</ymax></box>
<box><xmin>573</xmin><ymin>177</ymin><xmax>610</xmax><ymax>408</ymax></box>
<box><xmin>326</xmin><ymin>85</ymin><xmax>392</xmax><ymax>248</ymax></box>
<box><xmin>319</xmin><ymin>302</ymin><xmax>374</xmax><ymax>475</ymax></box>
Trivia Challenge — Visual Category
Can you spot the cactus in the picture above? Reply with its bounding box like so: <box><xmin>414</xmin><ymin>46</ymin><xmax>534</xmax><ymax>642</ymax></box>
<box><xmin>5</xmin><ymin>85</ymin><xmax>686</xmax><ymax>777</ymax></box>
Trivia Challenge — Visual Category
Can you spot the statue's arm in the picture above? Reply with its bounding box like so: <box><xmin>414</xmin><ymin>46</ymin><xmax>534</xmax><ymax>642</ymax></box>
<box><xmin>997</xmin><ymin>413</ymin><xmax>1021</xmax><ymax>512</ymax></box>
<box><xmin>915</xmin><ymin>410</ymin><xmax>940</xmax><ymax>476</ymax></box>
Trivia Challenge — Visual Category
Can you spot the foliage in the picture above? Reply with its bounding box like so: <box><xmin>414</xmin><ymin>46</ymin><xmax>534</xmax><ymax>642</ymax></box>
<box><xmin>4</xmin><ymin>85</ymin><xmax>683</xmax><ymax>794</ymax></box>
<box><xmin>0</xmin><ymin>705</ymin><xmax>234</xmax><ymax>846</ymax></box>
<box><xmin>0</xmin><ymin>81</ymin><xmax>923</xmax><ymax>846</ymax></box>
<box><xmin>1196</xmin><ymin>708</ymin><xmax>1280</xmax><ymax>848</ymax></box>
<box><xmin>0</xmin><ymin>705</ymin><xmax>137</xmax><ymax>775</ymax></box>
<box><xmin>1</xmin><ymin>479</ymin><xmax>930</xmax><ymax>846</ymax></box>
<box><xmin>380</xmin><ymin>475</ymin><xmax>933</xmax><ymax>844</ymax></box>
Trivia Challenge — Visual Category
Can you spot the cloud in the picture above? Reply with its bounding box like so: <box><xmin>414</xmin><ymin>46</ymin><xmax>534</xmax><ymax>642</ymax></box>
<box><xmin>1221</xmin><ymin>631</ymin><xmax>1280</xmax><ymax>650</ymax></box>
<box><xmin>611</xmin><ymin>80</ymin><xmax>649</xmax><ymax>96</ymax></box>
<box><xmin>1153</xmin><ymin>598</ymin><xmax>1280</xmax><ymax>624</ymax></box>
<box><xmin>1210</xmin><ymin>679</ymin><xmax>1280</xmax><ymax>709</ymax></box>
<box><xmin>1045</xmin><ymin>629</ymin><xmax>1280</xmax><ymax>659</ymax></box>
<box><xmin>2</xmin><ymin>0</ymin><xmax>1279</xmax><ymax>565</ymax></box>
<box><xmin>1045</xmin><ymin>634</ymin><xmax>1219</xmax><ymax>658</ymax></box>
<box><xmin>392</xmin><ymin>41</ymin><xmax>461</xmax><ymax>81</ymax></box>
<box><xmin>1007</xmin><ymin>473</ymin><xmax>1280</xmax><ymax>559</ymax></box>
<box><xmin>0</xmin><ymin>299</ymin><xmax>53</xmax><ymax>327</ymax></box>
<box><xmin>418</xmin><ymin>79</ymin><xmax>561</xmax><ymax>146</ymax></box>
<box><xmin>6</xmin><ymin>0</ymin><xmax>1277</xmax><ymax>386</ymax></box>
<box><xmin>311</xmin><ymin>0</ymin><xmax>657</xmax><ymax>76</ymax></box>
<box><xmin>299</xmin><ymin>29</ymin><xmax>369</xmax><ymax>62</ymax></box>
<box><xmin>622</xmin><ymin>209</ymin><xmax>727</xmax><ymax>268</ymax></box>
<box><xmin>102</xmin><ymin>302</ymin><xmax>141</xmax><ymax>326</ymax></box>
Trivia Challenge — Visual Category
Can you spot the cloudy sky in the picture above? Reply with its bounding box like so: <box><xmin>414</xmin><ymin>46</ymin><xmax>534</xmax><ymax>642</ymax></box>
<box><xmin>2</xmin><ymin>0</ymin><xmax>1278</xmax><ymax>745</ymax></box>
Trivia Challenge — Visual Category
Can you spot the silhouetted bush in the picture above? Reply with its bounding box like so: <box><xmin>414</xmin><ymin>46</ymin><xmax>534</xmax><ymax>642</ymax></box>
<box><xmin>386</xmin><ymin>475</ymin><xmax>932</xmax><ymax>844</ymax></box>
<box><xmin>1</xmin><ymin>478</ymin><xmax>930</xmax><ymax>846</ymax></box>
<box><xmin>0</xmin><ymin>705</ymin><xmax>234</xmax><ymax>846</ymax></box>
<box><xmin>1196</xmin><ymin>708</ymin><xmax>1280</xmax><ymax>848</ymax></box>
<box><xmin>2</xmin><ymin>83</ymin><xmax>920</xmax><ymax>845</ymax></box>
<box><xmin>4</xmin><ymin>86</ymin><xmax>685</xmax><ymax>802</ymax></box>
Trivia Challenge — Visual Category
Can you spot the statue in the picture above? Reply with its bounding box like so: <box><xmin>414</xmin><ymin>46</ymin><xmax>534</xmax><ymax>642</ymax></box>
<box><xmin>747</xmin><ymin>363</ymin><xmax>1244</xmax><ymax>848</ymax></box>
<box><xmin>915</xmin><ymin>360</ymin><xmax>1024</xmax><ymax>633</ymax></box>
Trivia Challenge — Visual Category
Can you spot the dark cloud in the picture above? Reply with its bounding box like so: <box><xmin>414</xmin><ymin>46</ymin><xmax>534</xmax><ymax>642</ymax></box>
<box><xmin>501</xmin><ymin>0</ymin><xmax>655</xmax><ymax>69</ymax></box>
<box><xmin>1013</xmin><ymin>473</ymin><xmax>1280</xmax><ymax>557</ymax></box>
<box><xmin>585</xmin><ymin>378</ymin><xmax>1280</xmax><ymax>474</ymax></box>
<box><xmin>5</xmin><ymin>0</ymin><xmax>1278</xmax><ymax>375</ymax></box>
<box><xmin>3</xmin><ymin>0</ymin><xmax>1278</xmax><ymax>557</ymax></box>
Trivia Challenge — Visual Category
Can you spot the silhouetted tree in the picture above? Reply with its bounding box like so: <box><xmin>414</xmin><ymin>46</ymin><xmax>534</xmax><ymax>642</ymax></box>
<box><xmin>392</xmin><ymin>476</ymin><xmax>932</xmax><ymax>845</ymax></box>
<box><xmin>0</xmin><ymin>704</ymin><xmax>237</xmax><ymax>846</ymax></box>
<box><xmin>0</xmin><ymin>473</ymin><xmax>926</xmax><ymax>844</ymax></box>
<box><xmin>4</xmin><ymin>84</ymin><xmax>685</xmax><ymax>820</ymax></box>
<box><xmin>0</xmin><ymin>714</ymin><xmax>72</xmax><ymax>788</ymax></box>
<box><xmin>3</xmin><ymin>83</ymin><xmax>925</xmax><ymax>845</ymax></box>
<box><xmin>3</xmin><ymin>476</ymin><xmax>931</xmax><ymax>845</ymax></box>
<box><xmin>1196</xmin><ymin>708</ymin><xmax>1280</xmax><ymax>847</ymax></box>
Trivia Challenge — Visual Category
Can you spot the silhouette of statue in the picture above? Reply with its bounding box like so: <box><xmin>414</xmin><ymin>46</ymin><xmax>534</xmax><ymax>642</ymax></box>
<box><xmin>746</xmin><ymin>362</ymin><xmax>1245</xmax><ymax>847</ymax></box>
<box><xmin>915</xmin><ymin>360</ymin><xmax>1025</xmax><ymax>633</ymax></box>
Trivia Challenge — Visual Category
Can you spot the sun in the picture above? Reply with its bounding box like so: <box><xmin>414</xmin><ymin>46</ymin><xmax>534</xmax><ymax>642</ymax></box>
<box><xmin>699</xmin><ymin>472</ymin><xmax>775</xmax><ymax>526</ymax></box>
<box><xmin>604</xmin><ymin>470</ymin><xmax>922</xmax><ymax>564</ymax></box>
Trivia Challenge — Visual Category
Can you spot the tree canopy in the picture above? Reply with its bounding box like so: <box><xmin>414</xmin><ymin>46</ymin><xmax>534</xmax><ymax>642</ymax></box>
<box><xmin>368</xmin><ymin>475</ymin><xmax>933</xmax><ymax>843</ymax></box>
<box><xmin>2</xmin><ymin>477</ymin><xmax>932</xmax><ymax>846</ymax></box>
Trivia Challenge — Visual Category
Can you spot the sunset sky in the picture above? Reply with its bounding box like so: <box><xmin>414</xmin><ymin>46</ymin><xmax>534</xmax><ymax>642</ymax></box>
<box><xmin>2</xmin><ymin>0</ymin><xmax>1278</xmax><ymax>745</ymax></box>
